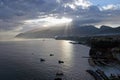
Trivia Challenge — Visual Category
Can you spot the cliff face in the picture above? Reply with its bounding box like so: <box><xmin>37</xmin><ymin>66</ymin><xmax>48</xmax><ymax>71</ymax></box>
<box><xmin>89</xmin><ymin>37</ymin><xmax>120</xmax><ymax>65</ymax></box>
<box><xmin>16</xmin><ymin>25</ymin><xmax>120</xmax><ymax>38</ymax></box>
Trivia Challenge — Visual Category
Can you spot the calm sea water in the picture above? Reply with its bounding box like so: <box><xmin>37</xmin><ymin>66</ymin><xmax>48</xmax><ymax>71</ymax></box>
<box><xmin>0</xmin><ymin>39</ymin><xmax>99</xmax><ymax>80</ymax></box>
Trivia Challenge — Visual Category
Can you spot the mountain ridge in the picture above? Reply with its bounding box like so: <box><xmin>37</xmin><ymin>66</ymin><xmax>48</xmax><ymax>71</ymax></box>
<box><xmin>16</xmin><ymin>25</ymin><xmax>120</xmax><ymax>38</ymax></box>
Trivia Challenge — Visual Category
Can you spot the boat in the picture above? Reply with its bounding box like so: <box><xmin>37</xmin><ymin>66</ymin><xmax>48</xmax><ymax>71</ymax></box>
<box><xmin>58</xmin><ymin>60</ymin><xmax>64</xmax><ymax>64</ymax></box>
<box><xmin>50</xmin><ymin>54</ymin><xmax>54</xmax><ymax>56</ymax></box>
<box><xmin>69</xmin><ymin>41</ymin><xmax>80</xmax><ymax>44</ymax></box>
<box><xmin>40</xmin><ymin>58</ymin><xmax>45</xmax><ymax>62</ymax></box>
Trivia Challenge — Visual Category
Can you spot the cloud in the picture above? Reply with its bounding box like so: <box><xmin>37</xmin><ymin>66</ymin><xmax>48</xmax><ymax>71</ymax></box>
<box><xmin>63</xmin><ymin>0</ymin><xmax>92</xmax><ymax>9</ymax></box>
<box><xmin>0</xmin><ymin>0</ymin><xmax>120</xmax><ymax>30</ymax></box>
<box><xmin>0</xmin><ymin>0</ymin><xmax>120</xmax><ymax>40</ymax></box>
<box><xmin>100</xmin><ymin>4</ymin><xmax>120</xmax><ymax>11</ymax></box>
<box><xmin>74</xmin><ymin>0</ymin><xmax>92</xmax><ymax>8</ymax></box>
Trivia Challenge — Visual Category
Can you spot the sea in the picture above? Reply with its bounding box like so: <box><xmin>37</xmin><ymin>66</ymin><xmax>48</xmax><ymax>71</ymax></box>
<box><xmin>0</xmin><ymin>39</ymin><xmax>119</xmax><ymax>80</ymax></box>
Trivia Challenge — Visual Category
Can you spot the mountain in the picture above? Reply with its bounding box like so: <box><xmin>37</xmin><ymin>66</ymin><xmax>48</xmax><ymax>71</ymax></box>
<box><xmin>16</xmin><ymin>25</ymin><xmax>98</xmax><ymax>38</ymax></box>
<box><xmin>99</xmin><ymin>25</ymin><xmax>112</xmax><ymax>30</ymax></box>
<box><xmin>98</xmin><ymin>26</ymin><xmax>120</xmax><ymax>34</ymax></box>
<box><xmin>16</xmin><ymin>25</ymin><xmax>120</xmax><ymax>38</ymax></box>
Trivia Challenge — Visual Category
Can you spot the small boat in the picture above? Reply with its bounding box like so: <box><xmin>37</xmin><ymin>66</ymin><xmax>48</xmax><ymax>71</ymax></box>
<box><xmin>50</xmin><ymin>54</ymin><xmax>54</xmax><ymax>56</ymax></box>
<box><xmin>58</xmin><ymin>60</ymin><xmax>64</xmax><ymax>64</ymax></box>
<box><xmin>40</xmin><ymin>58</ymin><xmax>45</xmax><ymax>62</ymax></box>
<box><xmin>69</xmin><ymin>41</ymin><xmax>80</xmax><ymax>44</ymax></box>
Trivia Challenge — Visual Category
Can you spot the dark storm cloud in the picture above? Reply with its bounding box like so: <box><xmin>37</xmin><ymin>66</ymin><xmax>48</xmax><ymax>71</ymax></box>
<box><xmin>0</xmin><ymin>0</ymin><xmax>45</xmax><ymax>19</ymax></box>
<box><xmin>0</xmin><ymin>0</ymin><xmax>59</xmax><ymax>31</ymax></box>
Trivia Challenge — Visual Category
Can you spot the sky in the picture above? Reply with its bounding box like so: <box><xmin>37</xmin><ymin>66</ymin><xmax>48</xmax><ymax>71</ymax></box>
<box><xmin>0</xmin><ymin>0</ymin><xmax>120</xmax><ymax>40</ymax></box>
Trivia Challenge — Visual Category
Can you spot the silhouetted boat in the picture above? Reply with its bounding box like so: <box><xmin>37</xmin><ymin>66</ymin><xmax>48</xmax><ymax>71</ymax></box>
<box><xmin>50</xmin><ymin>54</ymin><xmax>54</xmax><ymax>56</ymax></box>
<box><xmin>40</xmin><ymin>58</ymin><xmax>45</xmax><ymax>62</ymax></box>
<box><xmin>58</xmin><ymin>60</ymin><xmax>64</xmax><ymax>64</ymax></box>
<box><xmin>69</xmin><ymin>41</ymin><xmax>80</xmax><ymax>44</ymax></box>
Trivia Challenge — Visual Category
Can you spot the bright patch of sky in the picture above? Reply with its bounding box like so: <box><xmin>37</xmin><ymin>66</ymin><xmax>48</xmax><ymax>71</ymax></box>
<box><xmin>24</xmin><ymin>17</ymin><xmax>72</xmax><ymax>27</ymax></box>
<box><xmin>89</xmin><ymin>0</ymin><xmax>120</xmax><ymax>6</ymax></box>
<box><xmin>89</xmin><ymin>0</ymin><xmax>120</xmax><ymax>10</ymax></box>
